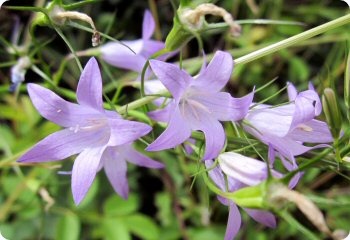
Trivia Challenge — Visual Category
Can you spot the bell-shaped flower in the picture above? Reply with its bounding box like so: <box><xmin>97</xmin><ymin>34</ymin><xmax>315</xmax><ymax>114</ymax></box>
<box><xmin>100</xmin><ymin>10</ymin><xmax>165</xmax><ymax>72</ymax></box>
<box><xmin>243</xmin><ymin>83</ymin><xmax>332</xmax><ymax>159</ymax></box>
<box><xmin>18</xmin><ymin>58</ymin><xmax>163</xmax><ymax>204</ymax></box>
<box><xmin>243</xmin><ymin>83</ymin><xmax>332</xmax><ymax>187</ymax></box>
<box><xmin>205</xmin><ymin>152</ymin><xmax>280</xmax><ymax>240</ymax></box>
<box><xmin>146</xmin><ymin>51</ymin><xmax>254</xmax><ymax>160</ymax></box>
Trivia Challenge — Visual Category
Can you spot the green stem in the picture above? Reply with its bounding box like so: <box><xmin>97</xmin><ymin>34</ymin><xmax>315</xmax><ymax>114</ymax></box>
<box><xmin>117</xmin><ymin>95</ymin><xmax>160</xmax><ymax>115</ymax></box>
<box><xmin>234</xmin><ymin>13</ymin><xmax>350</xmax><ymax>65</ymax></box>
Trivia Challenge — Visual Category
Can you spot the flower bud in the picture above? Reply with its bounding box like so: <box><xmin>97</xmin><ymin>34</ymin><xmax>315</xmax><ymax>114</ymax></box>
<box><xmin>322</xmin><ymin>88</ymin><xmax>342</xmax><ymax>139</ymax></box>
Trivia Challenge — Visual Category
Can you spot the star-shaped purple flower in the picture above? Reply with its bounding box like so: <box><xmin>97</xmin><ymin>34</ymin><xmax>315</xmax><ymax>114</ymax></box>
<box><xmin>100</xmin><ymin>10</ymin><xmax>165</xmax><ymax>72</ymax></box>
<box><xmin>18</xmin><ymin>58</ymin><xmax>163</xmax><ymax>204</ymax></box>
<box><xmin>205</xmin><ymin>152</ymin><xmax>280</xmax><ymax>240</ymax></box>
<box><xmin>146</xmin><ymin>51</ymin><xmax>253</xmax><ymax>160</ymax></box>
<box><xmin>243</xmin><ymin>83</ymin><xmax>332</xmax><ymax>186</ymax></box>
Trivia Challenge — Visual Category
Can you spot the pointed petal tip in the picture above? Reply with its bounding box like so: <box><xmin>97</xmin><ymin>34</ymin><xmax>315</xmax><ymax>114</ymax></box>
<box><xmin>120</xmin><ymin>192</ymin><xmax>129</xmax><ymax>200</ymax></box>
<box><xmin>86</xmin><ymin>57</ymin><xmax>98</xmax><ymax>66</ymax></box>
<box><xmin>73</xmin><ymin>192</ymin><xmax>84</xmax><ymax>205</ymax></box>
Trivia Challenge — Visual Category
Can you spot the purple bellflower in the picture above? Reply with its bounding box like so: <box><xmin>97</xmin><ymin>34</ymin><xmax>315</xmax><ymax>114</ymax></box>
<box><xmin>243</xmin><ymin>83</ymin><xmax>332</xmax><ymax>186</ymax></box>
<box><xmin>205</xmin><ymin>152</ymin><xmax>280</xmax><ymax>240</ymax></box>
<box><xmin>100</xmin><ymin>10</ymin><xmax>164</xmax><ymax>72</ymax></box>
<box><xmin>146</xmin><ymin>51</ymin><xmax>254</xmax><ymax>160</ymax></box>
<box><xmin>18</xmin><ymin>58</ymin><xmax>163</xmax><ymax>204</ymax></box>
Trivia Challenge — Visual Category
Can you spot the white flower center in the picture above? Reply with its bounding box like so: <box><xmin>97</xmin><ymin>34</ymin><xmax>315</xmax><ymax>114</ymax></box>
<box><xmin>179</xmin><ymin>95</ymin><xmax>210</xmax><ymax>121</ymax></box>
<box><xmin>69</xmin><ymin>118</ymin><xmax>108</xmax><ymax>133</ymax></box>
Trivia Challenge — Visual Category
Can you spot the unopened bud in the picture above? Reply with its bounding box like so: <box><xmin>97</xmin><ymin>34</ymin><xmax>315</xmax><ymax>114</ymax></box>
<box><xmin>322</xmin><ymin>88</ymin><xmax>342</xmax><ymax>139</ymax></box>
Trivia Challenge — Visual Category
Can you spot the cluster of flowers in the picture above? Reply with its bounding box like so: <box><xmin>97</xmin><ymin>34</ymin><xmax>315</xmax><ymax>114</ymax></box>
<box><xmin>18</xmin><ymin>10</ymin><xmax>333</xmax><ymax>239</ymax></box>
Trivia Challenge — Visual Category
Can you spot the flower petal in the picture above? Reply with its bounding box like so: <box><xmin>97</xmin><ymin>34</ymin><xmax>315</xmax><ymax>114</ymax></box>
<box><xmin>287</xmin><ymin>82</ymin><xmax>298</xmax><ymax>101</ymax></box>
<box><xmin>266</xmin><ymin>135</ymin><xmax>330</xmax><ymax>159</ymax></box>
<box><xmin>148</xmin><ymin>101</ymin><xmax>174</xmax><ymax>122</ymax></box>
<box><xmin>224</xmin><ymin>202</ymin><xmax>241</xmax><ymax>240</ymax></box>
<box><xmin>72</xmin><ymin>147</ymin><xmax>105</xmax><ymax>204</ymax></box>
<box><xmin>102</xmin><ymin>147</ymin><xmax>129</xmax><ymax>198</ymax></box>
<box><xmin>18</xmin><ymin>128</ymin><xmax>108</xmax><ymax>163</ymax></box>
<box><xmin>191</xmin><ymin>91</ymin><xmax>253</xmax><ymax>121</ymax></box>
<box><xmin>288</xmin><ymin>119</ymin><xmax>333</xmax><ymax>143</ymax></box>
<box><xmin>185</xmin><ymin>109</ymin><xmax>225</xmax><ymax>160</ymax></box>
<box><xmin>141</xmin><ymin>40</ymin><xmax>164</xmax><ymax>57</ymax></box>
<box><xmin>205</xmin><ymin>159</ymin><xmax>244</xmax><ymax>192</ymax></box>
<box><xmin>298</xmin><ymin>89</ymin><xmax>322</xmax><ymax>116</ymax></box>
<box><xmin>27</xmin><ymin>83</ymin><xmax>102</xmax><ymax>127</ymax></box>
<box><xmin>218</xmin><ymin>152</ymin><xmax>268</xmax><ymax>186</ymax></box>
<box><xmin>77</xmin><ymin>58</ymin><xmax>103</xmax><ymax>111</ymax></box>
<box><xmin>244</xmin><ymin>209</ymin><xmax>276</xmax><ymax>228</ymax></box>
<box><xmin>121</xmin><ymin>144</ymin><xmax>163</xmax><ymax>168</ymax></box>
<box><xmin>146</xmin><ymin>106</ymin><xmax>191</xmax><ymax>151</ymax></box>
<box><xmin>100</xmin><ymin>40</ymin><xmax>147</xmax><ymax>72</ymax></box>
<box><xmin>142</xmin><ymin>10</ymin><xmax>155</xmax><ymax>40</ymax></box>
<box><xmin>205</xmin><ymin>159</ymin><xmax>226</xmax><ymax>191</ymax></box>
<box><xmin>108</xmin><ymin>119</ymin><xmax>152</xmax><ymax>146</ymax></box>
<box><xmin>245</xmin><ymin>104</ymin><xmax>294</xmax><ymax>138</ymax></box>
<box><xmin>199</xmin><ymin>118</ymin><xmax>226</xmax><ymax>160</ymax></box>
<box><xmin>278</xmin><ymin>154</ymin><xmax>302</xmax><ymax>188</ymax></box>
<box><xmin>149</xmin><ymin>60</ymin><xmax>191</xmax><ymax>101</ymax></box>
<box><xmin>193</xmin><ymin>51</ymin><xmax>233</xmax><ymax>93</ymax></box>
<box><xmin>290</xmin><ymin>90</ymin><xmax>321</xmax><ymax>130</ymax></box>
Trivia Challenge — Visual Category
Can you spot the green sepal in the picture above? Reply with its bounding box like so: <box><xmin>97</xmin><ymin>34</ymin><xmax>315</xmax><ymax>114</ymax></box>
<box><xmin>164</xmin><ymin>15</ymin><xmax>193</xmax><ymax>51</ymax></box>
<box><xmin>227</xmin><ymin>180</ymin><xmax>268</xmax><ymax>209</ymax></box>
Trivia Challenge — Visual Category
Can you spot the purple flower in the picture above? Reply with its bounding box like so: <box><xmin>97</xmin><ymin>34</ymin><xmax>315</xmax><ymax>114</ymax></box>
<box><xmin>146</xmin><ymin>51</ymin><xmax>253</xmax><ymax>160</ymax></box>
<box><xmin>205</xmin><ymin>152</ymin><xmax>280</xmax><ymax>240</ymax></box>
<box><xmin>100</xmin><ymin>10</ymin><xmax>164</xmax><ymax>72</ymax></box>
<box><xmin>243</xmin><ymin>83</ymin><xmax>332</xmax><ymax>186</ymax></box>
<box><xmin>18</xmin><ymin>58</ymin><xmax>163</xmax><ymax>204</ymax></box>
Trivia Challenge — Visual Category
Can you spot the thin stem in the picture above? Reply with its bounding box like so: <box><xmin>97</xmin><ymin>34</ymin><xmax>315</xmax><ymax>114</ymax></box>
<box><xmin>234</xmin><ymin>13</ymin><xmax>350</xmax><ymax>65</ymax></box>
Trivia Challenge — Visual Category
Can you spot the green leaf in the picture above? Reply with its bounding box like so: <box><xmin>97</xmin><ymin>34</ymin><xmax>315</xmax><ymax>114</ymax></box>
<box><xmin>103</xmin><ymin>194</ymin><xmax>139</xmax><ymax>217</ymax></box>
<box><xmin>102</xmin><ymin>218</ymin><xmax>131</xmax><ymax>240</ymax></box>
<box><xmin>155</xmin><ymin>192</ymin><xmax>172</xmax><ymax>226</ymax></box>
<box><xmin>188</xmin><ymin>227</ymin><xmax>224</xmax><ymax>240</ymax></box>
<box><xmin>123</xmin><ymin>214</ymin><xmax>160</xmax><ymax>240</ymax></box>
<box><xmin>56</xmin><ymin>213</ymin><xmax>81</xmax><ymax>240</ymax></box>
<box><xmin>288</xmin><ymin>57</ymin><xmax>310</xmax><ymax>82</ymax></box>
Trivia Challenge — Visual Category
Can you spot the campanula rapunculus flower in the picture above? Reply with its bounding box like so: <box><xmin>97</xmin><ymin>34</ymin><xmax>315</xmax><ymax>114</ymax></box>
<box><xmin>205</xmin><ymin>152</ymin><xmax>280</xmax><ymax>240</ymax></box>
<box><xmin>18</xmin><ymin>57</ymin><xmax>163</xmax><ymax>204</ymax></box>
<box><xmin>146</xmin><ymin>51</ymin><xmax>253</xmax><ymax>160</ymax></box>
<box><xmin>243</xmin><ymin>83</ymin><xmax>332</xmax><ymax>186</ymax></box>
<box><xmin>100</xmin><ymin>10</ymin><xmax>164</xmax><ymax>72</ymax></box>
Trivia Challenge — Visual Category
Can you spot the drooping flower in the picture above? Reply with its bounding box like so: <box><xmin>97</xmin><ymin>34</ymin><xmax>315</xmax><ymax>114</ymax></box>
<box><xmin>100</xmin><ymin>10</ymin><xmax>165</xmax><ymax>72</ymax></box>
<box><xmin>243</xmin><ymin>83</ymin><xmax>332</xmax><ymax>186</ymax></box>
<box><xmin>205</xmin><ymin>152</ymin><xmax>280</xmax><ymax>240</ymax></box>
<box><xmin>146</xmin><ymin>51</ymin><xmax>254</xmax><ymax>160</ymax></box>
<box><xmin>18</xmin><ymin>57</ymin><xmax>163</xmax><ymax>204</ymax></box>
